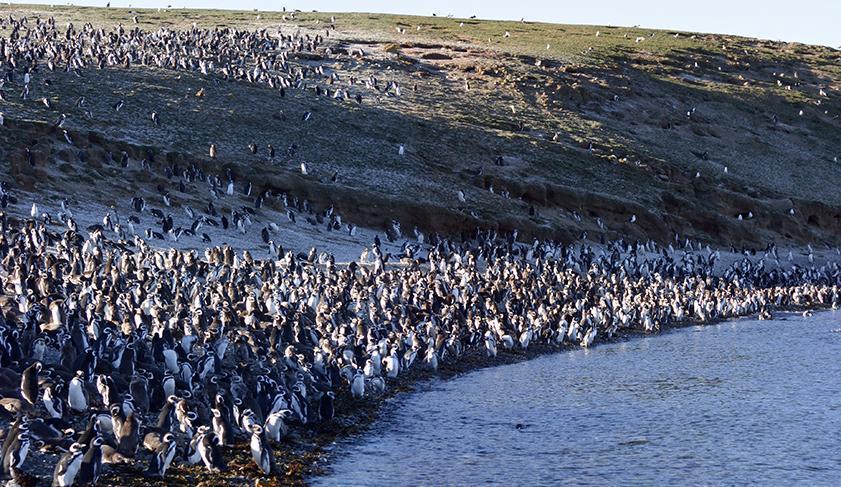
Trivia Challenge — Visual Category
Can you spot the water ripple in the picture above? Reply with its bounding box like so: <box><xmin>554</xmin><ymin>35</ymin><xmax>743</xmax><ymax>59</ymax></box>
<box><xmin>316</xmin><ymin>311</ymin><xmax>841</xmax><ymax>486</ymax></box>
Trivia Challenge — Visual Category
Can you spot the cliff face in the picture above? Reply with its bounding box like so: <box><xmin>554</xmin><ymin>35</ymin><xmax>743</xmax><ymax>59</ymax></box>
<box><xmin>1</xmin><ymin>6</ymin><xmax>840</xmax><ymax>247</ymax></box>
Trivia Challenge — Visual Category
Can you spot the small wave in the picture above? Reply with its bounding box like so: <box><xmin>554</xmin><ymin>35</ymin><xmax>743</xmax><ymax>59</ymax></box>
<box><xmin>619</xmin><ymin>438</ymin><xmax>650</xmax><ymax>446</ymax></box>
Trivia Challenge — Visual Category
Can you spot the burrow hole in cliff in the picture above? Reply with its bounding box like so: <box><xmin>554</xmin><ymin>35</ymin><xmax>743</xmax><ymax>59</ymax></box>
<box><xmin>807</xmin><ymin>215</ymin><xmax>820</xmax><ymax>227</ymax></box>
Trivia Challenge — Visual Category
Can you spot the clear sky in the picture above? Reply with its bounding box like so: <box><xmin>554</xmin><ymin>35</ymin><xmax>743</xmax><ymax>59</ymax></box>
<box><xmin>11</xmin><ymin>0</ymin><xmax>841</xmax><ymax>48</ymax></box>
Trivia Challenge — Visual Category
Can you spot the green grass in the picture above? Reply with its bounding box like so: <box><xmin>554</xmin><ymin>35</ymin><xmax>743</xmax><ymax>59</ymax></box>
<box><xmin>1</xmin><ymin>3</ymin><xmax>840</xmax><ymax>246</ymax></box>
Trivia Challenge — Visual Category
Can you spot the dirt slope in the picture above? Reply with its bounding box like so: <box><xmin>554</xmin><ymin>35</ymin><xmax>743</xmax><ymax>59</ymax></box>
<box><xmin>1</xmin><ymin>5</ymin><xmax>840</xmax><ymax>248</ymax></box>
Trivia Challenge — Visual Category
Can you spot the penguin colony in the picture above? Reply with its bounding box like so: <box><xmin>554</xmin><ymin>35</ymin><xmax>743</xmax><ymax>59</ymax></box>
<box><xmin>0</xmin><ymin>9</ymin><xmax>840</xmax><ymax>487</ymax></box>
<box><xmin>1</xmin><ymin>208</ymin><xmax>840</xmax><ymax>484</ymax></box>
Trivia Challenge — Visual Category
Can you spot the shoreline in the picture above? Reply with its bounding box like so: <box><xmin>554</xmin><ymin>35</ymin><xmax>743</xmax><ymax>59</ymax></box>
<box><xmin>7</xmin><ymin>303</ymin><xmax>830</xmax><ymax>487</ymax></box>
<box><xmin>292</xmin><ymin>306</ymin><xmax>833</xmax><ymax>485</ymax></box>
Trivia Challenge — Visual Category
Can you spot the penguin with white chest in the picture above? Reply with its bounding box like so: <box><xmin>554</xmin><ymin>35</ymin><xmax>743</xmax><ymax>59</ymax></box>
<box><xmin>2</xmin><ymin>428</ymin><xmax>30</xmax><ymax>480</ymax></box>
<box><xmin>250</xmin><ymin>425</ymin><xmax>273</xmax><ymax>475</ymax></box>
<box><xmin>146</xmin><ymin>432</ymin><xmax>177</xmax><ymax>479</ymax></box>
<box><xmin>68</xmin><ymin>370</ymin><xmax>89</xmax><ymax>413</ymax></box>
<box><xmin>76</xmin><ymin>436</ymin><xmax>104</xmax><ymax>485</ymax></box>
<box><xmin>197</xmin><ymin>430</ymin><xmax>225</xmax><ymax>473</ymax></box>
<box><xmin>20</xmin><ymin>360</ymin><xmax>41</xmax><ymax>405</ymax></box>
<box><xmin>51</xmin><ymin>442</ymin><xmax>84</xmax><ymax>487</ymax></box>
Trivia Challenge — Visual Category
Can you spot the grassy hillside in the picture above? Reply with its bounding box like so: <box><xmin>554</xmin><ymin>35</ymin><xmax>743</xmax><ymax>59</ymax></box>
<box><xmin>1</xmin><ymin>4</ymin><xmax>840</xmax><ymax>247</ymax></box>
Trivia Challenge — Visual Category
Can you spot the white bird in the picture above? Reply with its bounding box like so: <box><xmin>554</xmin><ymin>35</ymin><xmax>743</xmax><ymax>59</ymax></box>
<box><xmin>398</xmin><ymin>144</ymin><xmax>405</xmax><ymax>156</ymax></box>
<box><xmin>629</xmin><ymin>214</ymin><xmax>636</xmax><ymax>223</ymax></box>
<box><xmin>300</xmin><ymin>162</ymin><xmax>308</xmax><ymax>175</ymax></box>
<box><xmin>457</xmin><ymin>190</ymin><xmax>466</xmax><ymax>203</ymax></box>
<box><xmin>30</xmin><ymin>203</ymin><xmax>38</xmax><ymax>218</ymax></box>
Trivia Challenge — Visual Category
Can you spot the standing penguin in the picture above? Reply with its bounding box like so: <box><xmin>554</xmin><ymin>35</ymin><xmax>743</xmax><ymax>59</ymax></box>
<box><xmin>20</xmin><ymin>361</ymin><xmax>41</xmax><ymax>405</ymax></box>
<box><xmin>117</xmin><ymin>410</ymin><xmax>140</xmax><ymax>455</ymax></box>
<box><xmin>197</xmin><ymin>431</ymin><xmax>225</xmax><ymax>473</ymax></box>
<box><xmin>319</xmin><ymin>391</ymin><xmax>335</xmax><ymax>422</ymax></box>
<box><xmin>2</xmin><ymin>429</ymin><xmax>30</xmax><ymax>479</ymax></box>
<box><xmin>211</xmin><ymin>408</ymin><xmax>232</xmax><ymax>446</ymax></box>
<box><xmin>43</xmin><ymin>383</ymin><xmax>66</xmax><ymax>419</ymax></box>
<box><xmin>76</xmin><ymin>437</ymin><xmax>103</xmax><ymax>484</ymax></box>
<box><xmin>51</xmin><ymin>442</ymin><xmax>84</xmax><ymax>487</ymax></box>
<box><xmin>250</xmin><ymin>425</ymin><xmax>273</xmax><ymax>475</ymax></box>
<box><xmin>351</xmin><ymin>371</ymin><xmax>365</xmax><ymax>398</ymax></box>
<box><xmin>68</xmin><ymin>371</ymin><xmax>89</xmax><ymax>413</ymax></box>
<box><xmin>145</xmin><ymin>433</ymin><xmax>176</xmax><ymax>479</ymax></box>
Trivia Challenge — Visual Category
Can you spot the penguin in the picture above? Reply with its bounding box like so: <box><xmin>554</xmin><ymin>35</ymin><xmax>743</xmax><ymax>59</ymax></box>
<box><xmin>114</xmin><ymin>411</ymin><xmax>140</xmax><ymax>457</ymax></box>
<box><xmin>67</xmin><ymin>371</ymin><xmax>89</xmax><ymax>413</ymax></box>
<box><xmin>263</xmin><ymin>410</ymin><xmax>291</xmax><ymax>442</ymax></box>
<box><xmin>250</xmin><ymin>425</ymin><xmax>273</xmax><ymax>475</ymax></box>
<box><xmin>43</xmin><ymin>383</ymin><xmax>65</xmax><ymax>419</ymax></box>
<box><xmin>51</xmin><ymin>442</ymin><xmax>84</xmax><ymax>487</ymax></box>
<box><xmin>76</xmin><ymin>437</ymin><xmax>103</xmax><ymax>485</ymax></box>
<box><xmin>351</xmin><ymin>371</ymin><xmax>365</xmax><ymax>398</ymax></box>
<box><xmin>211</xmin><ymin>408</ymin><xmax>232</xmax><ymax>446</ymax></box>
<box><xmin>197</xmin><ymin>431</ymin><xmax>225</xmax><ymax>473</ymax></box>
<box><xmin>20</xmin><ymin>361</ymin><xmax>41</xmax><ymax>405</ymax></box>
<box><xmin>319</xmin><ymin>391</ymin><xmax>335</xmax><ymax>422</ymax></box>
<box><xmin>145</xmin><ymin>432</ymin><xmax>176</xmax><ymax>479</ymax></box>
<box><xmin>2</xmin><ymin>430</ymin><xmax>29</xmax><ymax>479</ymax></box>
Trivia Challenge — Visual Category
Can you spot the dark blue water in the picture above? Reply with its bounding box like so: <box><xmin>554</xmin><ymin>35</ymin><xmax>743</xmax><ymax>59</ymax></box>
<box><xmin>315</xmin><ymin>312</ymin><xmax>841</xmax><ymax>486</ymax></box>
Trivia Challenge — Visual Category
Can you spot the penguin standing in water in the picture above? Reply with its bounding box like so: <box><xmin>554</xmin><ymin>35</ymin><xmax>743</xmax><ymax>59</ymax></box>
<box><xmin>51</xmin><ymin>442</ymin><xmax>84</xmax><ymax>487</ymax></box>
<box><xmin>146</xmin><ymin>433</ymin><xmax>176</xmax><ymax>478</ymax></box>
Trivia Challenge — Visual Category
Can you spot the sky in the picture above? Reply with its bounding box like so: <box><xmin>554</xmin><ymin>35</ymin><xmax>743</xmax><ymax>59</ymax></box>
<box><xmin>11</xmin><ymin>0</ymin><xmax>841</xmax><ymax>48</ymax></box>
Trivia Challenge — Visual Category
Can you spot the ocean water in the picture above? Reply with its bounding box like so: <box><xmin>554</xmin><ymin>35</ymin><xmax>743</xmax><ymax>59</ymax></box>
<box><xmin>314</xmin><ymin>311</ymin><xmax>841</xmax><ymax>486</ymax></box>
